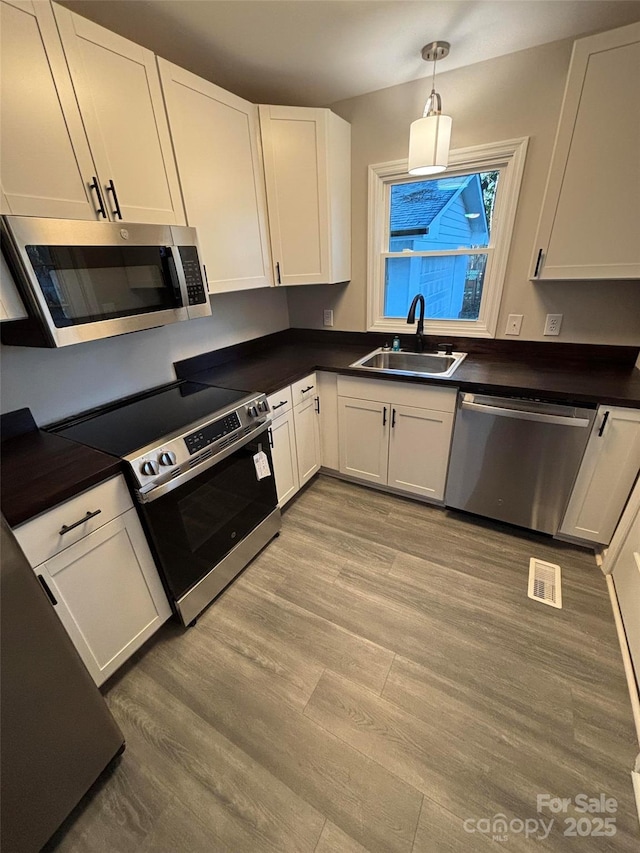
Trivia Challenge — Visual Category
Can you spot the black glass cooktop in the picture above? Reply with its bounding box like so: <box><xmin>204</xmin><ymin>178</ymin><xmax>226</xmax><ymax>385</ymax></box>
<box><xmin>56</xmin><ymin>381</ymin><xmax>251</xmax><ymax>458</ymax></box>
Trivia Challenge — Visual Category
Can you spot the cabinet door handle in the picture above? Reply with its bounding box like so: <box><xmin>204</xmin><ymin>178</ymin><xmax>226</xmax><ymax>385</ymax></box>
<box><xmin>272</xmin><ymin>400</ymin><xmax>287</xmax><ymax>410</ymax></box>
<box><xmin>391</xmin><ymin>408</ymin><xmax>397</xmax><ymax>428</ymax></box>
<box><xmin>37</xmin><ymin>575</ymin><xmax>57</xmax><ymax>606</ymax></box>
<box><xmin>89</xmin><ymin>176</ymin><xmax>107</xmax><ymax>219</ymax></box>
<box><xmin>533</xmin><ymin>248</ymin><xmax>544</xmax><ymax>277</ymax></box>
<box><xmin>301</xmin><ymin>386</ymin><xmax>313</xmax><ymax>393</ymax></box>
<box><xmin>598</xmin><ymin>410</ymin><xmax>610</xmax><ymax>437</ymax></box>
<box><xmin>268</xmin><ymin>427</ymin><xmax>274</xmax><ymax>448</ymax></box>
<box><xmin>106</xmin><ymin>179</ymin><xmax>123</xmax><ymax>220</ymax></box>
<box><xmin>314</xmin><ymin>395</ymin><xmax>320</xmax><ymax>414</ymax></box>
<box><xmin>59</xmin><ymin>509</ymin><xmax>101</xmax><ymax>536</ymax></box>
<box><xmin>382</xmin><ymin>406</ymin><xmax>387</xmax><ymax>426</ymax></box>
<box><xmin>275</xmin><ymin>262</ymin><xmax>281</xmax><ymax>285</ymax></box>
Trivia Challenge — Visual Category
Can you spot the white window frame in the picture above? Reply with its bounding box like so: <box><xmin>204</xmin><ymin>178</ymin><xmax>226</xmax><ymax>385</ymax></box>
<box><xmin>367</xmin><ymin>137</ymin><xmax>528</xmax><ymax>338</ymax></box>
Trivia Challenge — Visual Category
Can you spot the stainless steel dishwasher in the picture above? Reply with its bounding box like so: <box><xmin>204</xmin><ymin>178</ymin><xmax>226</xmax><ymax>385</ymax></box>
<box><xmin>445</xmin><ymin>393</ymin><xmax>596</xmax><ymax>535</ymax></box>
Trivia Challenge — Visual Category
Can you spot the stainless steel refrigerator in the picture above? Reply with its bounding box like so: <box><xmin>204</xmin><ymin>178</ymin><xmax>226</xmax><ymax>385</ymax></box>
<box><xmin>0</xmin><ymin>514</ymin><xmax>125</xmax><ymax>852</ymax></box>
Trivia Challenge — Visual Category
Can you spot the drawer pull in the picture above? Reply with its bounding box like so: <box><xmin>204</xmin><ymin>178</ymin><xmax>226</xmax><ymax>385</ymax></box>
<box><xmin>37</xmin><ymin>575</ymin><xmax>57</xmax><ymax>606</ymax></box>
<box><xmin>59</xmin><ymin>509</ymin><xmax>102</xmax><ymax>536</ymax></box>
<box><xmin>301</xmin><ymin>385</ymin><xmax>314</xmax><ymax>393</ymax></box>
<box><xmin>272</xmin><ymin>400</ymin><xmax>288</xmax><ymax>410</ymax></box>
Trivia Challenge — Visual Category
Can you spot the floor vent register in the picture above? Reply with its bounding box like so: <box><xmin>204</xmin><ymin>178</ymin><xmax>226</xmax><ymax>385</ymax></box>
<box><xmin>528</xmin><ymin>558</ymin><xmax>563</xmax><ymax>609</ymax></box>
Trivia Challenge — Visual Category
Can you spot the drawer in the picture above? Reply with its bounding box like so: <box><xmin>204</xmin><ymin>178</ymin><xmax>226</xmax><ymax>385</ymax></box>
<box><xmin>14</xmin><ymin>475</ymin><xmax>133</xmax><ymax>568</ymax></box>
<box><xmin>337</xmin><ymin>375</ymin><xmax>457</xmax><ymax>413</ymax></box>
<box><xmin>267</xmin><ymin>385</ymin><xmax>293</xmax><ymax>419</ymax></box>
<box><xmin>291</xmin><ymin>373</ymin><xmax>317</xmax><ymax>406</ymax></box>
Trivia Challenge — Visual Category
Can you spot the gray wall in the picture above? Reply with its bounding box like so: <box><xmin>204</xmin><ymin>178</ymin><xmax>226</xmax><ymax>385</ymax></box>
<box><xmin>287</xmin><ymin>38</ymin><xmax>640</xmax><ymax>345</ymax></box>
<box><xmin>1</xmin><ymin>287</ymin><xmax>289</xmax><ymax>425</ymax></box>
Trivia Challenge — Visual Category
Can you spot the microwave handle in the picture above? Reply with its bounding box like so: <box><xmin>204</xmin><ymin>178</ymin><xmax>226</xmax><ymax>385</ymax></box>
<box><xmin>160</xmin><ymin>247</ymin><xmax>185</xmax><ymax>307</ymax></box>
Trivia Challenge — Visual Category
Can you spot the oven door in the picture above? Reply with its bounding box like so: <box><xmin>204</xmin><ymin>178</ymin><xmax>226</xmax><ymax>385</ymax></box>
<box><xmin>1</xmin><ymin>217</ymin><xmax>196</xmax><ymax>346</ymax></box>
<box><xmin>139</xmin><ymin>426</ymin><xmax>280</xmax><ymax>623</ymax></box>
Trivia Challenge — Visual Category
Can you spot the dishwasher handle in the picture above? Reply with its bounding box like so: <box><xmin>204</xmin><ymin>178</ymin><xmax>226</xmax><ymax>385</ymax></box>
<box><xmin>460</xmin><ymin>396</ymin><xmax>591</xmax><ymax>427</ymax></box>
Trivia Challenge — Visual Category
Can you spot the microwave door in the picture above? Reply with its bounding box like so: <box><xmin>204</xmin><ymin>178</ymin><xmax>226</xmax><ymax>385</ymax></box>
<box><xmin>20</xmin><ymin>243</ymin><xmax>188</xmax><ymax>347</ymax></box>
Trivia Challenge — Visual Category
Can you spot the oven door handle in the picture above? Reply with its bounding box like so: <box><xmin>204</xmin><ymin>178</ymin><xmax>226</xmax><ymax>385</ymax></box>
<box><xmin>137</xmin><ymin>420</ymin><xmax>272</xmax><ymax>504</ymax></box>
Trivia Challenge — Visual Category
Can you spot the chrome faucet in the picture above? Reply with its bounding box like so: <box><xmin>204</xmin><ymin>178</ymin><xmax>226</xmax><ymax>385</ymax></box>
<box><xmin>406</xmin><ymin>294</ymin><xmax>426</xmax><ymax>352</ymax></box>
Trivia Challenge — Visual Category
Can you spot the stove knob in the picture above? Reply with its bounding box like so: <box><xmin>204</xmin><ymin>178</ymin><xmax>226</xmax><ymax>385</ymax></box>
<box><xmin>158</xmin><ymin>450</ymin><xmax>177</xmax><ymax>467</ymax></box>
<box><xmin>140</xmin><ymin>459</ymin><xmax>158</xmax><ymax>476</ymax></box>
<box><xmin>258</xmin><ymin>400</ymin><xmax>269</xmax><ymax>413</ymax></box>
<box><xmin>247</xmin><ymin>405</ymin><xmax>258</xmax><ymax>417</ymax></box>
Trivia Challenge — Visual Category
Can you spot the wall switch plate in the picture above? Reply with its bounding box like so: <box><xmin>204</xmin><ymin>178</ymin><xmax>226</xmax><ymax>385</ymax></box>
<box><xmin>323</xmin><ymin>309</ymin><xmax>334</xmax><ymax>327</ymax></box>
<box><xmin>505</xmin><ymin>314</ymin><xmax>523</xmax><ymax>335</ymax></box>
<box><xmin>544</xmin><ymin>313</ymin><xmax>563</xmax><ymax>336</ymax></box>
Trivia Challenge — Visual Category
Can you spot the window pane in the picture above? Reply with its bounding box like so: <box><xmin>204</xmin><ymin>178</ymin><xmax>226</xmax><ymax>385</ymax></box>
<box><xmin>384</xmin><ymin>254</ymin><xmax>488</xmax><ymax>321</ymax></box>
<box><xmin>389</xmin><ymin>171</ymin><xmax>499</xmax><ymax>251</ymax></box>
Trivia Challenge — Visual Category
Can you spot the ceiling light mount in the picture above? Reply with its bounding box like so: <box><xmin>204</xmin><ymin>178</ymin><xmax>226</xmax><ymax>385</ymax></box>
<box><xmin>408</xmin><ymin>39</ymin><xmax>453</xmax><ymax>176</ymax></box>
<box><xmin>421</xmin><ymin>41</ymin><xmax>450</xmax><ymax>63</ymax></box>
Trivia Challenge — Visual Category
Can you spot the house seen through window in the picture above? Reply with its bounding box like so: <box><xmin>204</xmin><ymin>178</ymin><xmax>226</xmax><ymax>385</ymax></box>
<box><xmin>385</xmin><ymin>170</ymin><xmax>499</xmax><ymax>322</ymax></box>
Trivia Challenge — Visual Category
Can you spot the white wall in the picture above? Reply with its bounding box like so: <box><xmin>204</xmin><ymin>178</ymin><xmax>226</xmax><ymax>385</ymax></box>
<box><xmin>287</xmin><ymin>37</ymin><xmax>640</xmax><ymax>345</ymax></box>
<box><xmin>0</xmin><ymin>287</ymin><xmax>289</xmax><ymax>425</ymax></box>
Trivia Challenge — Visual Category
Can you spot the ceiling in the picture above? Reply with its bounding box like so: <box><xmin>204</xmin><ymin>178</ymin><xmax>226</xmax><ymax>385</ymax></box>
<box><xmin>61</xmin><ymin>0</ymin><xmax>640</xmax><ymax>106</ymax></box>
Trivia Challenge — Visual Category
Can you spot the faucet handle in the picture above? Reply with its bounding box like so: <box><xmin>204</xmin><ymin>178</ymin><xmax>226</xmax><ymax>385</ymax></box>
<box><xmin>436</xmin><ymin>342</ymin><xmax>453</xmax><ymax>355</ymax></box>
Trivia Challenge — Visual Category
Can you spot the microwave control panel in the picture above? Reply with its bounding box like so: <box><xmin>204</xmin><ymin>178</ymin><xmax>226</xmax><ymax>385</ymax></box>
<box><xmin>179</xmin><ymin>246</ymin><xmax>207</xmax><ymax>305</ymax></box>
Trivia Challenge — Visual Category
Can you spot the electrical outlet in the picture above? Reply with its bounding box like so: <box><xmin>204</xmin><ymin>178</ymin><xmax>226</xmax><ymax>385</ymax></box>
<box><xmin>544</xmin><ymin>313</ymin><xmax>563</xmax><ymax>336</ymax></box>
<box><xmin>323</xmin><ymin>309</ymin><xmax>334</xmax><ymax>327</ymax></box>
<box><xmin>505</xmin><ymin>314</ymin><xmax>523</xmax><ymax>336</ymax></box>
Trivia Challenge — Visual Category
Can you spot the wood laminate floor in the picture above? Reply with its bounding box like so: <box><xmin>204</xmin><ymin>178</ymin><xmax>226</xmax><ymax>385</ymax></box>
<box><xmin>48</xmin><ymin>475</ymin><xmax>639</xmax><ymax>852</ymax></box>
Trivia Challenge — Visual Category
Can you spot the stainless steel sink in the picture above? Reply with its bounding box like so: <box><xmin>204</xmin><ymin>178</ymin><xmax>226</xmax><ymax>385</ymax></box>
<box><xmin>350</xmin><ymin>348</ymin><xmax>467</xmax><ymax>378</ymax></box>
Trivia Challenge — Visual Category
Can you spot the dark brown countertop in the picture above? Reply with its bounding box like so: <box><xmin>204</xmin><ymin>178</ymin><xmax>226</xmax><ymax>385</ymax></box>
<box><xmin>179</xmin><ymin>339</ymin><xmax>640</xmax><ymax>408</ymax></box>
<box><xmin>1</xmin><ymin>429</ymin><xmax>122</xmax><ymax>528</ymax></box>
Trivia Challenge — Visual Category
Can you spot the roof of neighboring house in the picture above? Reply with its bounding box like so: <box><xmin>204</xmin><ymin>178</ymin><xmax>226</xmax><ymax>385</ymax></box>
<box><xmin>390</xmin><ymin>181</ymin><xmax>459</xmax><ymax>234</ymax></box>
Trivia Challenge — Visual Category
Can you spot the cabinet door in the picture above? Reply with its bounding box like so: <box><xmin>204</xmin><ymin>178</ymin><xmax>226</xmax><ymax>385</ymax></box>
<box><xmin>259</xmin><ymin>105</ymin><xmax>330</xmax><ymax>286</ymax></box>
<box><xmin>270</xmin><ymin>409</ymin><xmax>299</xmax><ymax>506</ymax></box>
<box><xmin>388</xmin><ymin>405</ymin><xmax>454</xmax><ymax>501</ymax></box>
<box><xmin>532</xmin><ymin>23</ymin><xmax>640</xmax><ymax>280</ymax></box>
<box><xmin>338</xmin><ymin>396</ymin><xmax>389</xmax><ymax>485</ymax></box>
<box><xmin>53</xmin><ymin>7</ymin><xmax>184</xmax><ymax>225</ymax></box>
<box><xmin>294</xmin><ymin>395</ymin><xmax>321</xmax><ymax>487</ymax></box>
<box><xmin>560</xmin><ymin>406</ymin><xmax>640</xmax><ymax>544</ymax></box>
<box><xmin>612</xmin><ymin>508</ymin><xmax>640</xmax><ymax>683</ymax></box>
<box><xmin>158</xmin><ymin>60</ymin><xmax>272</xmax><ymax>292</ymax></box>
<box><xmin>40</xmin><ymin>509</ymin><xmax>170</xmax><ymax>685</ymax></box>
<box><xmin>0</xmin><ymin>0</ymin><xmax>99</xmax><ymax>219</ymax></box>
<box><xmin>0</xmin><ymin>250</ymin><xmax>27</xmax><ymax>321</ymax></box>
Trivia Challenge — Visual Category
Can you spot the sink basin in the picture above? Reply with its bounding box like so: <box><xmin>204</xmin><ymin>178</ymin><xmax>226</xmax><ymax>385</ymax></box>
<box><xmin>350</xmin><ymin>348</ymin><xmax>467</xmax><ymax>379</ymax></box>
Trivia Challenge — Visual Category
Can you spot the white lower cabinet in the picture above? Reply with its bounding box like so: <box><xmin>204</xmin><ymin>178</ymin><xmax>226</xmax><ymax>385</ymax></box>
<box><xmin>387</xmin><ymin>405</ymin><xmax>455</xmax><ymax>500</ymax></box>
<box><xmin>267</xmin><ymin>373</ymin><xmax>321</xmax><ymax>505</ymax></box>
<box><xmin>337</xmin><ymin>376</ymin><xmax>457</xmax><ymax>502</ymax></box>
<box><xmin>560</xmin><ymin>405</ymin><xmax>640</xmax><ymax>544</ymax></box>
<box><xmin>293</xmin><ymin>393</ymin><xmax>321</xmax><ymax>487</ymax></box>
<box><xmin>14</xmin><ymin>476</ymin><xmax>170</xmax><ymax>686</ymax></box>
<box><xmin>270</xmin><ymin>409</ymin><xmax>299</xmax><ymax>506</ymax></box>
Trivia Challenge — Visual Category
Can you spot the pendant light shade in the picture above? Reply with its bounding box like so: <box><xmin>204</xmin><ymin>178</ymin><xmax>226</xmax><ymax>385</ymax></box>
<box><xmin>408</xmin><ymin>41</ymin><xmax>452</xmax><ymax>176</ymax></box>
<box><xmin>408</xmin><ymin>113</ymin><xmax>452</xmax><ymax>175</ymax></box>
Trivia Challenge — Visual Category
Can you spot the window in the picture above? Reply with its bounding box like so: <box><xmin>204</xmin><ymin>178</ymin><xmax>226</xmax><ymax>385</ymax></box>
<box><xmin>367</xmin><ymin>138</ymin><xmax>528</xmax><ymax>338</ymax></box>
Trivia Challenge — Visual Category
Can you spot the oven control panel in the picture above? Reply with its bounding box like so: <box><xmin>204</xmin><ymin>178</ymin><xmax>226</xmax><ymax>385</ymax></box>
<box><xmin>184</xmin><ymin>411</ymin><xmax>241</xmax><ymax>455</ymax></box>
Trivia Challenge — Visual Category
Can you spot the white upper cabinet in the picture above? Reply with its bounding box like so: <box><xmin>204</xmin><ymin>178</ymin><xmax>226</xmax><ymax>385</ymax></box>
<box><xmin>52</xmin><ymin>6</ymin><xmax>185</xmax><ymax>225</ymax></box>
<box><xmin>259</xmin><ymin>106</ymin><xmax>351</xmax><ymax>286</ymax></box>
<box><xmin>158</xmin><ymin>60</ymin><xmax>272</xmax><ymax>292</ymax></box>
<box><xmin>531</xmin><ymin>22</ymin><xmax>640</xmax><ymax>280</ymax></box>
<box><xmin>0</xmin><ymin>0</ymin><xmax>99</xmax><ymax>219</ymax></box>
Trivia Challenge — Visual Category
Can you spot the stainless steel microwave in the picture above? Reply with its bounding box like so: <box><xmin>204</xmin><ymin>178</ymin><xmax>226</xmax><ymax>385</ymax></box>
<box><xmin>0</xmin><ymin>216</ymin><xmax>211</xmax><ymax>347</ymax></box>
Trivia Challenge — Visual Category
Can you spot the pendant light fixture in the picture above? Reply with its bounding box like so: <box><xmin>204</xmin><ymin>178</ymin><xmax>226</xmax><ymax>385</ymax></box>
<box><xmin>408</xmin><ymin>41</ymin><xmax>452</xmax><ymax>176</ymax></box>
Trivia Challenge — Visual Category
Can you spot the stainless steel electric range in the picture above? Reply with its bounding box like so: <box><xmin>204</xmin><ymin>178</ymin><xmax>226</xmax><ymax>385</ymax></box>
<box><xmin>55</xmin><ymin>381</ymin><xmax>281</xmax><ymax>625</ymax></box>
